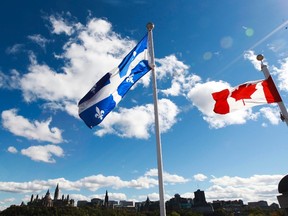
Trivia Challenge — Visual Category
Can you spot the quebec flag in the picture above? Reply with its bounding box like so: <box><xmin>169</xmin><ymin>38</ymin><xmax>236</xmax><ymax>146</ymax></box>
<box><xmin>78</xmin><ymin>34</ymin><xmax>151</xmax><ymax>128</ymax></box>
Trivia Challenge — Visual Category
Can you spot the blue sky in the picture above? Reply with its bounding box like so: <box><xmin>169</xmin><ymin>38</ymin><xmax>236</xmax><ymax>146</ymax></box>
<box><xmin>1</xmin><ymin>0</ymin><xmax>288</xmax><ymax>210</ymax></box>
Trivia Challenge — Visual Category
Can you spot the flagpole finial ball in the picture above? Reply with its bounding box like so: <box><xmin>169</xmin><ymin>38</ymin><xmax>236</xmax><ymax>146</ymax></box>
<box><xmin>256</xmin><ymin>54</ymin><xmax>264</xmax><ymax>61</ymax></box>
<box><xmin>146</xmin><ymin>22</ymin><xmax>154</xmax><ymax>31</ymax></box>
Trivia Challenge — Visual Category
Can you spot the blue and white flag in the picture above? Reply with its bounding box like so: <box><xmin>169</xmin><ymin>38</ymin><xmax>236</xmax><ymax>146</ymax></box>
<box><xmin>78</xmin><ymin>34</ymin><xmax>151</xmax><ymax>128</ymax></box>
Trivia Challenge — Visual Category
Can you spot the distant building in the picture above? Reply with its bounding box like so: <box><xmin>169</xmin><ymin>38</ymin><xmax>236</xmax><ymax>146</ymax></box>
<box><xmin>28</xmin><ymin>184</ymin><xmax>74</xmax><ymax>207</ymax></box>
<box><xmin>165</xmin><ymin>190</ymin><xmax>213</xmax><ymax>214</ymax></box>
<box><xmin>91</xmin><ymin>198</ymin><xmax>103</xmax><ymax>206</ymax></box>
<box><xmin>212</xmin><ymin>199</ymin><xmax>244</xmax><ymax>209</ymax></box>
<box><xmin>212</xmin><ymin>199</ymin><xmax>244</xmax><ymax>213</ymax></box>
<box><xmin>135</xmin><ymin>197</ymin><xmax>160</xmax><ymax>212</ymax></box>
<box><xmin>248</xmin><ymin>200</ymin><xmax>268</xmax><ymax>208</ymax></box>
<box><xmin>114</xmin><ymin>200</ymin><xmax>135</xmax><ymax>212</ymax></box>
<box><xmin>108</xmin><ymin>200</ymin><xmax>118</xmax><ymax>208</ymax></box>
<box><xmin>166</xmin><ymin>194</ymin><xmax>192</xmax><ymax>211</ymax></box>
<box><xmin>118</xmin><ymin>200</ymin><xmax>134</xmax><ymax>207</ymax></box>
<box><xmin>270</xmin><ymin>202</ymin><xmax>280</xmax><ymax>209</ymax></box>
<box><xmin>77</xmin><ymin>190</ymin><xmax>118</xmax><ymax>208</ymax></box>
<box><xmin>192</xmin><ymin>189</ymin><xmax>214</xmax><ymax>214</ymax></box>
<box><xmin>77</xmin><ymin>200</ymin><xmax>89</xmax><ymax>207</ymax></box>
<box><xmin>193</xmin><ymin>189</ymin><xmax>207</xmax><ymax>206</ymax></box>
<box><xmin>75</xmin><ymin>188</ymin><xmax>278</xmax><ymax>215</ymax></box>
<box><xmin>248</xmin><ymin>200</ymin><xmax>279</xmax><ymax>211</ymax></box>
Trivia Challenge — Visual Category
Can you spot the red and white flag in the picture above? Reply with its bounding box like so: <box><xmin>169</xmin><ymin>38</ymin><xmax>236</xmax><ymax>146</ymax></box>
<box><xmin>212</xmin><ymin>76</ymin><xmax>282</xmax><ymax>114</ymax></box>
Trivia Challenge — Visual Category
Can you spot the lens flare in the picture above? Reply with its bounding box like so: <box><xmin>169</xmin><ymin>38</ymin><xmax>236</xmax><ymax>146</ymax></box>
<box><xmin>245</xmin><ymin>28</ymin><xmax>254</xmax><ymax>37</ymax></box>
<box><xmin>203</xmin><ymin>52</ymin><xmax>212</xmax><ymax>60</ymax></box>
<box><xmin>220</xmin><ymin>36</ymin><xmax>233</xmax><ymax>49</ymax></box>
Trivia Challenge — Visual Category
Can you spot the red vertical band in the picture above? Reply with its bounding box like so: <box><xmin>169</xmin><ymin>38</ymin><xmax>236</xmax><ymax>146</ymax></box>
<box><xmin>262</xmin><ymin>76</ymin><xmax>282</xmax><ymax>103</ymax></box>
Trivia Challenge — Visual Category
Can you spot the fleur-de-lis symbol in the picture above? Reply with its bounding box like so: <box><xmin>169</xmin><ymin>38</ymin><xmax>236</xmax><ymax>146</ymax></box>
<box><xmin>126</xmin><ymin>74</ymin><xmax>134</xmax><ymax>83</ymax></box>
<box><xmin>95</xmin><ymin>106</ymin><xmax>104</xmax><ymax>120</ymax></box>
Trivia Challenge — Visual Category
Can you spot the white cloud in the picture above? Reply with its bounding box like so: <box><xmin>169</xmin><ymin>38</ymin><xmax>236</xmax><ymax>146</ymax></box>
<box><xmin>156</xmin><ymin>55</ymin><xmax>201</xmax><ymax>97</ymax></box>
<box><xmin>0</xmin><ymin>198</ymin><xmax>15</xmax><ymax>211</ymax></box>
<box><xmin>129</xmin><ymin>177</ymin><xmax>159</xmax><ymax>190</ymax></box>
<box><xmin>139</xmin><ymin>192</ymin><xmax>171</xmax><ymax>202</ymax></box>
<box><xmin>267</xmin><ymin>39</ymin><xmax>287</xmax><ymax>53</ymax></box>
<box><xmin>0</xmin><ymin>70</ymin><xmax>21</xmax><ymax>89</ymax></box>
<box><xmin>1</xmin><ymin>109</ymin><xmax>64</xmax><ymax>144</ymax></box>
<box><xmin>95</xmin><ymin>105</ymin><xmax>153</xmax><ymax>139</ymax></box>
<box><xmin>27</xmin><ymin>34</ymin><xmax>50</xmax><ymax>49</ymax></box>
<box><xmin>206</xmin><ymin>174</ymin><xmax>283</xmax><ymax>204</ymax></box>
<box><xmin>73</xmin><ymin>169</ymin><xmax>187</xmax><ymax>191</ymax></box>
<box><xmin>0</xmin><ymin>72</ymin><xmax>7</xmax><ymax>88</ymax></box>
<box><xmin>106</xmin><ymin>192</ymin><xmax>127</xmax><ymax>201</ymax></box>
<box><xmin>0</xmin><ymin>169</ymin><xmax>187</xmax><ymax>194</ymax></box>
<box><xmin>260</xmin><ymin>107</ymin><xmax>282</xmax><ymax>125</ymax></box>
<box><xmin>21</xmin><ymin>53</ymin><xmax>81</xmax><ymax>102</ymax></box>
<box><xmin>49</xmin><ymin>14</ymin><xmax>74</xmax><ymax>35</ymax></box>
<box><xmin>194</xmin><ymin>173</ymin><xmax>207</xmax><ymax>182</ymax></box>
<box><xmin>0</xmin><ymin>181</ymin><xmax>49</xmax><ymax>193</ymax></box>
<box><xmin>0</xmin><ymin>198</ymin><xmax>15</xmax><ymax>204</ymax></box>
<box><xmin>95</xmin><ymin>99</ymin><xmax>179</xmax><ymax>139</ymax></box>
<box><xmin>145</xmin><ymin>168</ymin><xmax>189</xmax><ymax>184</ymax></box>
<box><xmin>6</xmin><ymin>44</ymin><xmax>24</xmax><ymax>54</ymax></box>
<box><xmin>78</xmin><ymin>175</ymin><xmax>129</xmax><ymax>191</ymax></box>
<box><xmin>69</xmin><ymin>193</ymin><xmax>90</xmax><ymax>202</ymax></box>
<box><xmin>21</xmin><ymin>145</ymin><xmax>64</xmax><ymax>163</ymax></box>
<box><xmin>272</xmin><ymin>57</ymin><xmax>288</xmax><ymax>92</ymax></box>
<box><xmin>7</xmin><ymin>146</ymin><xmax>18</xmax><ymax>154</ymax></box>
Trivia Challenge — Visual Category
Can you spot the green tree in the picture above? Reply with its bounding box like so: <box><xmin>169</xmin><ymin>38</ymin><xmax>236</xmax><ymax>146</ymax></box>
<box><xmin>170</xmin><ymin>211</ymin><xmax>180</xmax><ymax>216</ymax></box>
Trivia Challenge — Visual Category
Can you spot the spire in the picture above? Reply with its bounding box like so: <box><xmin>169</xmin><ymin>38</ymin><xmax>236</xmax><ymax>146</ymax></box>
<box><xmin>54</xmin><ymin>184</ymin><xmax>59</xmax><ymax>200</ymax></box>
<box><xmin>145</xmin><ymin>196</ymin><xmax>150</xmax><ymax>207</ymax></box>
<box><xmin>104</xmin><ymin>190</ymin><xmax>109</xmax><ymax>207</ymax></box>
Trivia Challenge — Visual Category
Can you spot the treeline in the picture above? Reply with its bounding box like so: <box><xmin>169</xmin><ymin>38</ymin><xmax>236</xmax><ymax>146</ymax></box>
<box><xmin>0</xmin><ymin>205</ymin><xmax>285</xmax><ymax>216</ymax></box>
<box><xmin>0</xmin><ymin>205</ymin><xmax>201</xmax><ymax>216</ymax></box>
<box><xmin>2</xmin><ymin>206</ymin><xmax>139</xmax><ymax>216</ymax></box>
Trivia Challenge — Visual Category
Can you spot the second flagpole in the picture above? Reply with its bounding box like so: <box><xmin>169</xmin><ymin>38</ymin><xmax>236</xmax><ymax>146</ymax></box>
<box><xmin>147</xmin><ymin>22</ymin><xmax>166</xmax><ymax>216</ymax></box>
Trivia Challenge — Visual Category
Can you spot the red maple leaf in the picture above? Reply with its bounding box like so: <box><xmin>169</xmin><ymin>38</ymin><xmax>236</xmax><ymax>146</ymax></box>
<box><xmin>231</xmin><ymin>83</ymin><xmax>257</xmax><ymax>105</ymax></box>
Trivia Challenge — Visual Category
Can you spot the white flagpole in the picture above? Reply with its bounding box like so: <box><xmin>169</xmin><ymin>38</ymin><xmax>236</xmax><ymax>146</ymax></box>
<box><xmin>146</xmin><ymin>22</ymin><xmax>166</xmax><ymax>216</ymax></box>
<box><xmin>257</xmin><ymin>54</ymin><xmax>288</xmax><ymax>125</ymax></box>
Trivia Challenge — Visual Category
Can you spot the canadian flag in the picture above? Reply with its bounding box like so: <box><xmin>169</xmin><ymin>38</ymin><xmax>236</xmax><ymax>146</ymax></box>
<box><xmin>212</xmin><ymin>76</ymin><xmax>282</xmax><ymax>114</ymax></box>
